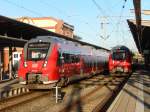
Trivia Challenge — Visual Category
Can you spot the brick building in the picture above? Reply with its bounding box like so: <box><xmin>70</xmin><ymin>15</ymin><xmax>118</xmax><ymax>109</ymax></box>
<box><xmin>16</xmin><ymin>17</ymin><xmax>74</xmax><ymax>38</ymax></box>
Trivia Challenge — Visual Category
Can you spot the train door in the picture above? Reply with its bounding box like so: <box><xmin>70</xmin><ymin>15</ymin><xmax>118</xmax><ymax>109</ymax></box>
<box><xmin>12</xmin><ymin>52</ymin><xmax>21</xmax><ymax>77</ymax></box>
<box><xmin>58</xmin><ymin>52</ymin><xmax>65</xmax><ymax>77</ymax></box>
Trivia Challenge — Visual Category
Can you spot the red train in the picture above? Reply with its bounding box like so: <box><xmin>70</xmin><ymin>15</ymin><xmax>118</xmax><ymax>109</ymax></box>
<box><xmin>108</xmin><ymin>45</ymin><xmax>132</xmax><ymax>74</ymax></box>
<box><xmin>18</xmin><ymin>36</ymin><xmax>109</xmax><ymax>89</ymax></box>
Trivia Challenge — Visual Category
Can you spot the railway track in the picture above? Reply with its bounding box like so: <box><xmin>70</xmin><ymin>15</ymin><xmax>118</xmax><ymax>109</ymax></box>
<box><xmin>59</xmin><ymin>73</ymin><xmax>130</xmax><ymax>112</ymax></box>
<box><xmin>0</xmin><ymin>91</ymin><xmax>50</xmax><ymax>112</ymax></box>
<box><xmin>0</xmin><ymin>73</ymin><xmax>131</xmax><ymax>112</ymax></box>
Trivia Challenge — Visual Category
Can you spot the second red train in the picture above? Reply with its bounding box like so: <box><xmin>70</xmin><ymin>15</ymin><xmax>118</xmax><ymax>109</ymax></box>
<box><xmin>108</xmin><ymin>45</ymin><xmax>132</xmax><ymax>74</ymax></box>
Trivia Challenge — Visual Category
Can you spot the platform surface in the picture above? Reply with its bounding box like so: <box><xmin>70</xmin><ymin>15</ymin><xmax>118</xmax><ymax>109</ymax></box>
<box><xmin>107</xmin><ymin>69</ymin><xmax>150</xmax><ymax>112</ymax></box>
<box><xmin>0</xmin><ymin>79</ymin><xmax>19</xmax><ymax>91</ymax></box>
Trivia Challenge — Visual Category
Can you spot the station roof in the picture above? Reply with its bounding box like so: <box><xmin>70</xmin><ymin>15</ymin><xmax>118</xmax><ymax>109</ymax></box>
<box><xmin>0</xmin><ymin>15</ymin><xmax>109</xmax><ymax>51</ymax></box>
<box><xmin>0</xmin><ymin>35</ymin><xmax>27</xmax><ymax>47</ymax></box>
<box><xmin>127</xmin><ymin>19</ymin><xmax>150</xmax><ymax>54</ymax></box>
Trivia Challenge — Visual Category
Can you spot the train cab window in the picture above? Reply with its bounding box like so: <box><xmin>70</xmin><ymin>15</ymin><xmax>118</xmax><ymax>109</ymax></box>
<box><xmin>112</xmin><ymin>51</ymin><xmax>126</xmax><ymax>60</ymax></box>
<box><xmin>27</xmin><ymin>43</ymin><xmax>50</xmax><ymax>61</ymax></box>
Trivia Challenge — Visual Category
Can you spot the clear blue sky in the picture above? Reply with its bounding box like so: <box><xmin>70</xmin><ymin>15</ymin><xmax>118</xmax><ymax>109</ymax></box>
<box><xmin>0</xmin><ymin>0</ymin><xmax>149</xmax><ymax>51</ymax></box>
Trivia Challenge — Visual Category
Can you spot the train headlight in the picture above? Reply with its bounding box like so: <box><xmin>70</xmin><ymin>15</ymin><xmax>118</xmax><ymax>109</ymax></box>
<box><xmin>43</xmin><ymin>61</ymin><xmax>48</xmax><ymax>67</ymax></box>
<box><xmin>24</xmin><ymin>61</ymin><xmax>27</xmax><ymax>68</ymax></box>
<box><xmin>124</xmin><ymin>68</ymin><xmax>128</xmax><ymax>72</ymax></box>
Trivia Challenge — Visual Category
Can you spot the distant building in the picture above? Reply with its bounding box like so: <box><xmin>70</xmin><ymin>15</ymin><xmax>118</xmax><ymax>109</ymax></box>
<box><xmin>16</xmin><ymin>17</ymin><xmax>74</xmax><ymax>38</ymax></box>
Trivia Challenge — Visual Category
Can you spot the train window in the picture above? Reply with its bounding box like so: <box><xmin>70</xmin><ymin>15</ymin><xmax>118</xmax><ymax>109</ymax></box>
<box><xmin>98</xmin><ymin>60</ymin><xmax>101</xmax><ymax>67</ymax></box>
<box><xmin>72</xmin><ymin>56</ymin><xmax>75</xmax><ymax>63</ymax></box>
<box><xmin>62</xmin><ymin>53</ymin><xmax>66</xmax><ymax>63</ymax></box>
<box><xmin>74</xmin><ymin>55</ymin><xmax>80</xmax><ymax>63</ymax></box>
<box><xmin>74</xmin><ymin>56</ymin><xmax>77</xmax><ymax>63</ymax></box>
<box><xmin>94</xmin><ymin>62</ymin><xmax>96</xmax><ymax>67</ymax></box>
<box><xmin>70</xmin><ymin>55</ymin><xmax>75</xmax><ymax>63</ymax></box>
<box><xmin>63</xmin><ymin>53</ymin><xmax>71</xmax><ymax>64</ymax></box>
<box><xmin>65</xmin><ymin>55</ymin><xmax>80</xmax><ymax>63</ymax></box>
<box><xmin>77</xmin><ymin>56</ymin><xmax>80</xmax><ymax>63</ymax></box>
<box><xmin>87</xmin><ymin>56</ymin><xmax>90</xmax><ymax>67</ymax></box>
<box><xmin>57</xmin><ymin>52</ymin><xmax>64</xmax><ymax>66</ymax></box>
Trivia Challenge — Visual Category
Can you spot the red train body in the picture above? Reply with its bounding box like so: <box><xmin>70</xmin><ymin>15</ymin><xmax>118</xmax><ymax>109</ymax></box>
<box><xmin>18</xmin><ymin>36</ymin><xmax>109</xmax><ymax>89</ymax></box>
<box><xmin>108</xmin><ymin>46</ymin><xmax>132</xmax><ymax>74</ymax></box>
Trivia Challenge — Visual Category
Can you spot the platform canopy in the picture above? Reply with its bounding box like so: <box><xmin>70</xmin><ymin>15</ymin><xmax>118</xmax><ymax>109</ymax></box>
<box><xmin>127</xmin><ymin>19</ymin><xmax>150</xmax><ymax>54</ymax></box>
<box><xmin>0</xmin><ymin>35</ymin><xmax>27</xmax><ymax>47</ymax></box>
<box><xmin>0</xmin><ymin>15</ymin><xmax>58</xmax><ymax>40</ymax></box>
<box><xmin>0</xmin><ymin>15</ymin><xmax>109</xmax><ymax>51</ymax></box>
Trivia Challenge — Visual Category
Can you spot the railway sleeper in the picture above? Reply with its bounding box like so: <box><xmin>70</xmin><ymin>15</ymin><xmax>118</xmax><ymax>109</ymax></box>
<box><xmin>0</xmin><ymin>87</ymin><xmax>30</xmax><ymax>100</ymax></box>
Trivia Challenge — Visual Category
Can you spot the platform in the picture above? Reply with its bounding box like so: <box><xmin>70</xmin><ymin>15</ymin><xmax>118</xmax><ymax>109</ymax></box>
<box><xmin>0</xmin><ymin>79</ymin><xmax>19</xmax><ymax>91</ymax></box>
<box><xmin>107</xmin><ymin>69</ymin><xmax>150</xmax><ymax>112</ymax></box>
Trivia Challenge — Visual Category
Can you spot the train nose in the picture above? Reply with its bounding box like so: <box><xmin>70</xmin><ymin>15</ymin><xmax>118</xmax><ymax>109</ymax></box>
<box><xmin>32</xmin><ymin>63</ymin><xmax>38</xmax><ymax>68</ymax></box>
<box><xmin>30</xmin><ymin>61</ymin><xmax>44</xmax><ymax>71</ymax></box>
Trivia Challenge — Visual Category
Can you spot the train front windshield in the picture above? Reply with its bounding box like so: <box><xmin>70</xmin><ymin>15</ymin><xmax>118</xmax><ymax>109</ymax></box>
<box><xmin>27</xmin><ymin>43</ymin><xmax>50</xmax><ymax>61</ymax></box>
<box><xmin>112</xmin><ymin>51</ymin><xmax>126</xmax><ymax>60</ymax></box>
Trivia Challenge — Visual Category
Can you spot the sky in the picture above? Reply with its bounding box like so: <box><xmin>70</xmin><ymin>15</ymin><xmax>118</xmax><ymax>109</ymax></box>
<box><xmin>0</xmin><ymin>0</ymin><xmax>149</xmax><ymax>52</ymax></box>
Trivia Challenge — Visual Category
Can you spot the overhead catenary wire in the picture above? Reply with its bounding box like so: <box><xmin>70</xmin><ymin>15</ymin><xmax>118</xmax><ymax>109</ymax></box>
<box><xmin>38</xmin><ymin>0</ymin><xmax>69</xmax><ymax>18</ymax></box>
<box><xmin>37</xmin><ymin>0</ymin><xmax>99</xmax><ymax>38</ymax></box>
<box><xmin>92</xmin><ymin>0</ymin><xmax>130</xmax><ymax>47</ymax></box>
<box><xmin>110</xmin><ymin>0</ymin><xmax>125</xmax><ymax>10</ymax></box>
<box><xmin>2</xmin><ymin>0</ymin><xmax>44</xmax><ymax>16</ymax></box>
<box><xmin>2</xmin><ymin>0</ymin><xmax>98</xmax><ymax>40</ymax></box>
<box><xmin>91</xmin><ymin>0</ymin><xmax>119</xmax><ymax>40</ymax></box>
<box><xmin>1</xmin><ymin>0</ymin><xmax>134</xmax><ymax>50</ymax></box>
<box><xmin>92</xmin><ymin>0</ymin><xmax>115</xmax><ymax>25</ymax></box>
<box><xmin>115</xmin><ymin>0</ymin><xmax>128</xmax><ymax>45</ymax></box>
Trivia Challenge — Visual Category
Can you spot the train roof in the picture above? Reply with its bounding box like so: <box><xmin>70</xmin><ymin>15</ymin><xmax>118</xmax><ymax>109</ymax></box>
<box><xmin>27</xmin><ymin>36</ymin><xmax>110</xmax><ymax>52</ymax></box>
<box><xmin>23</xmin><ymin>36</ymin><xmax>110</xmax><ymax>57</ymax></box>
<box><xmin>27</xmin><ymin>36</ymin><xmax>109</xmax><ymax>52</ymax></box>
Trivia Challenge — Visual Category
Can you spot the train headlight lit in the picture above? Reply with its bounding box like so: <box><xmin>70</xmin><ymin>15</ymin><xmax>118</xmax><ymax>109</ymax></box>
<box><xmin>24</xmin><ymin>61</ymin><xmax>27</xmax><ymax>67</ymax></box>
<box><xmin>112</xmin><ymin>60</ymin><xmax>114</xmax><ymax>64</ymax></box>
<box><xmin>43</xmin><ymin>61</ymin><xmax>48</xmax><ymax>67</ymax></box>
